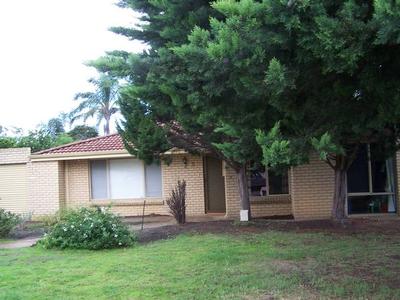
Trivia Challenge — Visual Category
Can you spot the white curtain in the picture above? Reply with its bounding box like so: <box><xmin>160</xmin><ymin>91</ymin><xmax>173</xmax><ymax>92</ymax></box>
<box><xmin>386</xmin><ymin>158</ymin><xmax>396</xmax><ymax>212</ymax></box>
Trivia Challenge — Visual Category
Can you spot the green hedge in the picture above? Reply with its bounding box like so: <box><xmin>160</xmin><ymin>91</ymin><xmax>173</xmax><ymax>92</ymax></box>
<box><xmin>0</xmin><ymin>209</ymin><xmax>21</xmax><ymax>238</ymax></box>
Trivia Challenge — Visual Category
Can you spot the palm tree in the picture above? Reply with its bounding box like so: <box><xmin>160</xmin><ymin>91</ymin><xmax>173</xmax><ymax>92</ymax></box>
<box><xmin>71</xmin><ymin>74</ymin><xmax>119</xmax><ymax>135</ymax></box>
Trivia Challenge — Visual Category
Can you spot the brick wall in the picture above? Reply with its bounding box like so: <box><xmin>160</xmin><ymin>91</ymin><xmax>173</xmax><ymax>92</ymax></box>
<box><xmin>65</xmin><ymin>160</ymin><xmax>90</xmax><ymax>208</ymax></box>
<box><xmin>29</xmin><ymin>150</ymin><xmax>400</xmax><ymax>220</ymax></box>
<box><xmin>0</xmin><ymin>148</ymin><xmax>30</xmax><ymax>164</ymax></box>
<box><xmin>58</xmin><ymin>161</ymin><xmax>66</xmax><ymax>210</ymax></box>
<box><xmin>65</xmin><ymin>159</ymin><xmax>169</xmax><ymax>217</ymax></box>
<box><xmin>29</xmin><ymin>161</ymin><xmax>61</xmax><ymax>216</ymax></box>
<box><xmin>162</xmin><ymin>154</ymin><xmax>205</xmax><ymax>216</ymax></box>
<box><xmin>0</xmin><ymin>148</ymin><xmax>30</xmax><ymax>215</ymax></box>
<box><xmin>224</xmin><ymin>163</ymin><xmax>293</xmax><ymax>219</ymax></box>
<box><xmin>291</xmin><ymin>153</ymin><xmax>334</xmax><ymax>220</ymax></box>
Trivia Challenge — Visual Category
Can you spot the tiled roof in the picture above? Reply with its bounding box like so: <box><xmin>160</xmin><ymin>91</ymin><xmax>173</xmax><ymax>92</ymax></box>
<box><xmin>35</xmin><ymin>134</ymin><xmax>125</xmax><ymax>155</ymax></box>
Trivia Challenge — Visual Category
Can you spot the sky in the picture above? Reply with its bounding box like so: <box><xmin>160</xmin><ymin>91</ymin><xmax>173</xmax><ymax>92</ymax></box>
<box><xmin>0</xmin><ymin>0</ymin><xmax>145</xmax><ymax>134</ymax></box>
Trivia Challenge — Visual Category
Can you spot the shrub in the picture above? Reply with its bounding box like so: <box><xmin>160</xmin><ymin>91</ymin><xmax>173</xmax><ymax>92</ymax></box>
<box><xmin>39</xmin><ymin>207</ymin><xmax>136</xmax><ymax>250</ymax></box>
<box><xmin>37</xmin><ymin>211</ymin><xmax>64</xmax><ymax>228</ymax></box>
<box><xmin>0</xmin><ymin>209</ymin><xmax>21</xmax><ymax>237</ymax></box>
<box><xmin>166</xmin><ymin>180</ymin><xmax>186</xmax><ymax>224</ymax></box>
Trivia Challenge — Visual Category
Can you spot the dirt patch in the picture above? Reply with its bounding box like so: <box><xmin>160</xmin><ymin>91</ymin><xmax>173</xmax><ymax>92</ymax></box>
<box><xmin>136</xmin><ymin>218</ymin><xmax>400</xmax><ymax>243</ymax></box>
<box><xmin>0</xmin><ymin>237</ymin><xmax>40</xmax><ymax>249</ymax></box>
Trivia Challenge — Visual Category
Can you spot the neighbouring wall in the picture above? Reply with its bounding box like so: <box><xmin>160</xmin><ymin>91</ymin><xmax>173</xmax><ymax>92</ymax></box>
<box><xmin>0</xmin><ymin>148</ymin><xmax>30</xmax><ymax>215</ymax></box>
<box><xmin>0</xmin><ymin>148</ymin><xmax>30</xmax><ymax>165</ymax></box>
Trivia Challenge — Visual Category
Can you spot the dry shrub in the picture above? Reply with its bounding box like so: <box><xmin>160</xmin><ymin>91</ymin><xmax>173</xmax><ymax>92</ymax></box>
<box><xmin>166</xmin><ymin>180</ymin><xmax>186</xmax><ymax>224</ymax></box>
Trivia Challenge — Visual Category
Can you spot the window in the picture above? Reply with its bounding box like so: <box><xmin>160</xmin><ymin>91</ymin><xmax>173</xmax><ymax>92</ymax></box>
<box><xmin>90</xmin><ymin>159</ymin><xmax>162</xmax><ymax>200</ymax></box>
<box><xmin>250</xmin><ymin>166</ymin><xmax>289</xmax><ymax>196</ymax></box>
<box><xmin>347</xmin><ymin>144</ymin><xmax>396</xmax><ymax>214</ymax></box>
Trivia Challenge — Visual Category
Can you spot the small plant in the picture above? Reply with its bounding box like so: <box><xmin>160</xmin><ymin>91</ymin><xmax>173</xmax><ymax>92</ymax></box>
<box><xmin>166</xmin><ymin>180</ymin><xmax>186</xmax><ymax>224</ymax></box>
<box><xmin>39</xmin><ymin>207</ymin><xmax>136</xmax><ymax>250</ymax></box>
<box><xmin>0</xmin><ymin>209</ymin><xmax>21</xmax><ymax>238</ymax></box>
<box><xmin>37</xmin><ymin>211</ymin><xmax>64</xmax><ymax>228</ymax></box>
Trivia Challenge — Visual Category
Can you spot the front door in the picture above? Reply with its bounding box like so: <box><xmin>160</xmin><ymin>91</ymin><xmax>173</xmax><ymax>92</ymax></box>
<box><xmin>204</xmin><ymin>156</ymin><xmax>226</xmax><ymax>213</ymax></box>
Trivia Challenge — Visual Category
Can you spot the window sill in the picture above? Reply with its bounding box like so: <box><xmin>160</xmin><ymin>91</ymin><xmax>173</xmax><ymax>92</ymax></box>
<box><xmin>250</xmin><ymin>195</ymin><xmax>291</xmax><ymax>204</ymax></box>
<box><xmin>348</xmin><ymin>213</ymin><xmax>398</xmax><ymax>218</ymax></box>
<box><xmin>90</xmin><ymin>198</ymin><xmax>164</xmax><ymax>207</ymax></box>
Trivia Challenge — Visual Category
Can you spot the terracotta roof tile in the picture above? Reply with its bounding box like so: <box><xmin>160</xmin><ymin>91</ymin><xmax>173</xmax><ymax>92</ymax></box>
<box><xmin>35</xmin><ymin>134</ymin><xmax>125</xmax><ymax>155</ymax></box>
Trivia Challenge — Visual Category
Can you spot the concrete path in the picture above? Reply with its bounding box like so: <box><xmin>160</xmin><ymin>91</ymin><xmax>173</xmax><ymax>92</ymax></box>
<box><xmin>0</xmin><ymin>237</ymin><xmax>40</xmax><ymax>249</ymax></box>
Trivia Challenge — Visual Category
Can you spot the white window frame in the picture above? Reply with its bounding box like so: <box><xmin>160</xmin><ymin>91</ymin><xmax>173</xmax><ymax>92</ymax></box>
<box><xmin>89</xmin><ymin>158</ymin><xmax>163</xmax><ymax>201</ymax></box>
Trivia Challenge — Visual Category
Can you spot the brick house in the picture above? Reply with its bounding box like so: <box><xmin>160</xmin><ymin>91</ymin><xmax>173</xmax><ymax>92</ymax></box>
<box><xmin>0</xmin><ymin>134</ymin><xmax>399</xmax><ymax>220</ymax></box>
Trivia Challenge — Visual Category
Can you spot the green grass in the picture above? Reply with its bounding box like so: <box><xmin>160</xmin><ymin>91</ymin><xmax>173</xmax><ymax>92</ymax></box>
<box><xmin>0</xmin><ymin>231</ymin><xmax>399</xmax><ymax>299</ymax></box>
<box><xmin>0</xmin><ymin>239</ymin><xmax>13</xmax><ymax>244</ymax></box>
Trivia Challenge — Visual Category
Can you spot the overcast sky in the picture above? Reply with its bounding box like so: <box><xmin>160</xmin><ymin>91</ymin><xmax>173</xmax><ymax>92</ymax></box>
<box><xmin>0</xmin><ymin>0</ymin><xmax>145</xmax><ymax>134</ymax></box>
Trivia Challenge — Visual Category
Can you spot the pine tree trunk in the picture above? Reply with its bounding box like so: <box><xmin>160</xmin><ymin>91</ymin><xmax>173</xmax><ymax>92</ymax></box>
<box><xmin>236</xmin><ymin>164</ymin><xmax>251</xmax><ymax>221</ymax></box>
<box><xmin>331</xmin><ymin>167</ymin><xmax>347</xmax><ymax>221</ymax></box>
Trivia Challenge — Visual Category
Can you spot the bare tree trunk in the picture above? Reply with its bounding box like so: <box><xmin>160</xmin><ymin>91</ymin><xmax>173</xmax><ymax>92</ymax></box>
<box><xmin>236</xmin><ymin>164</ymin><xmax>251</xmax><ymax>221</ymax></box>
<box><xmin>331</xmin><ymin>167</ymin><xmax>347</xmax><ymax>221</ymax></box>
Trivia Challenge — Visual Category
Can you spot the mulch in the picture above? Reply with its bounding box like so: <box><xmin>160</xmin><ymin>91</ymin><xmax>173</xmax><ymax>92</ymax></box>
<box><xmin>136</xmin><ymin>217</ymin><xmax>400</xmax><ymax>244</ymax></box>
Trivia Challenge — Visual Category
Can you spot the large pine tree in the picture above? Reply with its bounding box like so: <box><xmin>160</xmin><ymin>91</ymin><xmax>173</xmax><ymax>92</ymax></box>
<box><xmin>96</xmin><ymin>0</ymin><xmax>279</xmax><ymax>220</ymax></box>
<box><xmin>100</xmin><ymin>0</ymin><xmax>400</xmax><ymax>220</ymax></box>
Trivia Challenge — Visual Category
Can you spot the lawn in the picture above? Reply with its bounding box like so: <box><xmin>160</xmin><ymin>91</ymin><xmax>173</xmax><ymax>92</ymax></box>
<box><xmin>0</xmin><ymin>229</ymin><xmax>399</xmax><ymax>299</ymax></box>
<box><xmin>0</xmin><ymin>239</ymin><xmax>13</xmax><ymax>244</ymax></box>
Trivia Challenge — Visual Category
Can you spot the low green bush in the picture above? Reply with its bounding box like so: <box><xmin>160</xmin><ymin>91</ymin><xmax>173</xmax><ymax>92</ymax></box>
<box><xmin>0</xmin><ymin>209</ymin><xmax>21</xmax><ymax>237</ymax></box>
<box><xmin>39</xmin><ymin>207</ymin><xmax>136</xmax><ymax>250</ymax></box>
<box><xmin>36</xmin><ymin>212</ymin><xmax>63</xmax><ymax>228</ymax></box>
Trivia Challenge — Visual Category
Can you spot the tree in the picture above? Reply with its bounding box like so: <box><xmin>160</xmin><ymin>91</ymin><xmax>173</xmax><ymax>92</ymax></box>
<box><xmin>102</xmin><ymin>0</ymin><xmax>400</xmax><ymax>221</ymax></box>
<box><xmin>68</xmin><ymin>125</ymin><xmax>98</xmax><ymax>141</ymax></box>
<box><xmin>0</xmin><ymin>118</ymin><xmax>74</xmax><ymax>152</ymax></box>
<box><xmin>45</xmin><ymin>118</ymin><xmax>65</xmax><ymax>138</ymax></box>
<box><xmin>0</xmin><ymin>137</ymin><xmax>16</xmax><ymax>148</ymax></box>
<box><xmin>241</xmin><ymin>0</ymin><xmax>400</xmax><ymax>221</ymax></box>
<box><xmin>71</xmin><ymin>74</ymin><xmax>120</xmax><ymax>135</ymax></box>
<box><xmin>102</xmin><ymin>0</ymin><xmax>275</xmax><ymax>220</ymax></box>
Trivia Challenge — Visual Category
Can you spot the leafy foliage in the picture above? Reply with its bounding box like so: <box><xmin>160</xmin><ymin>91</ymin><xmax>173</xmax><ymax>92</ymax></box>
<box><xmin>166</xmin><ymin>180</ymin><xmax>186</xmax><ymax>224</ymax></box>
<box><xmin>0</xmin><ymin>209</ymin><xmax>21</xmax><ymax>238</ymax></box>
<box><xmin>71</xmin><ymin>74</ymin><xmax>120</xmax><ymax>135</ymax></box>
<box><xmin>311</xmin><ymin>133</ymin><xmax>345</xmax><ymax>161</ymax></box>
<box><xmin>256</xmin><ymin>123</ymin><xmax>305</xmax><ymax>170</ymax></box>
<box><xmin>39</xmin><ymin>208</ymin><xmax>136</xmax><ymax>250</ymax></box>
<box><xmin>68</xmin><ymin>125</ymin><xmax>98</xmax><ymax>141</ymax></box>
<box><xmin>96</xmin><ymin>0</ymin><xmax>400</xmax><ymax>219</ymax></box>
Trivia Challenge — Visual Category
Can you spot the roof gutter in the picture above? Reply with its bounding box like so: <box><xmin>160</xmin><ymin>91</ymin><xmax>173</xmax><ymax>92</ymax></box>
<box><xmin>30</xmin><ymin>150</ymin><xmax>133</xmax><ymax>162</ymax></box>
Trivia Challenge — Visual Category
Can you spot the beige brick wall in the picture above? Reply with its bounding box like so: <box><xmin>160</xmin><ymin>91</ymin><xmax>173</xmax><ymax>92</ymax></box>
<box><xmin>58</xmin><ymin>161</ymin><xmax>66</xmax><ymax>210</ymax></box>
<box><xmin>224</xmin><ymin>164</ymin><xmax>293</xmax><ymax>219</ymax></box>
<box><xmin>162</xmin><ymin>154</ymin><xmax>205</xmax><ymax>216</ymax></box>
<box><xmin>29</xmin><ymin>150</ymin><xmax>400</xmax><ymax>220</ymax></box>
<box><xmin>250</xmin><ymin>196</ymin><xmax>292</xmax><ymax>218</ymax></box>
<box><xmin>291</xmin><ymin>151</ymin><xmax>400</xmax><ymax>220</ymax></box>
<box><xmin>0</xmin><ymin>148</ymin><xmax>30</xmax><ymax>164</ymax></box>
<box><xmin>62</xmin><ymin>155</ymin><xmax>205</xmax><ymax>217</ymax></box>
<box><xmin>224</xmin><ymin>165</ymin><xmax>241</xmax><ymax>218</ymax></box>
<box><xmin>29</xmin><ymin>161</ymin><xmax>61</xmax><ymax>216</ymax></box>
<box><xmin>65</xmin><ymin>159</ymin><xmax>169</xmax><ymax>217</ymax></box>
<box><xmin>65</xmin><ymin>160</ymin><xmax>90</xmax><ymax>208</ymax></box>
<box><xmin>0</xmin><ymin>148</ymin><xmax>30</xmax><ymax>215</ymax></box>
<box><xmin>291</xmin><ymin>153</ymin><xmax>334</xmax><ymax>220</ymax></box>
